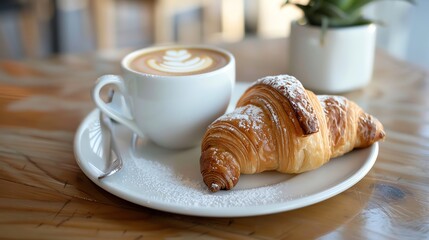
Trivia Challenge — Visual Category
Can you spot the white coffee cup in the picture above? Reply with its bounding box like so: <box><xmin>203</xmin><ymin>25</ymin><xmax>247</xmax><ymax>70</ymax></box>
<box><xmin>92</xmin><ymin>45</ymin><xmax>235</xmax><ymax>149</ymax></box>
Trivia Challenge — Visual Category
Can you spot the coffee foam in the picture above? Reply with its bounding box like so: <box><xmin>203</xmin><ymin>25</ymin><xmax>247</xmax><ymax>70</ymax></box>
<box><xmin>128</xmin><ymin>47</ymin><xmax>229</xmax><ymax>76</ymax></box>
<box><xmin>147</xmin><ymin>49</ymin><xmax>214</xmax><ymax>73</ymax></box>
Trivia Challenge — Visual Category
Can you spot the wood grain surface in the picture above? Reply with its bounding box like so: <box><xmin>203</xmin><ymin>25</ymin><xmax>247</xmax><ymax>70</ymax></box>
<box><xmin>1</xmin><ymin>38</ymin><xmax>428</xmax><ymax>239</ymax></box>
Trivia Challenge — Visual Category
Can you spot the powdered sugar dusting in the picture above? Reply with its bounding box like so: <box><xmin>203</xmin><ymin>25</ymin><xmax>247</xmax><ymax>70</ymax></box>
<box><xmin>318</xmin><ymin>95</ymin><xmax>349</xmax><ymax>154</ymax></box>
<box><xmin>117</xmin><ymin>148</ymin><xmax>291</xmax><ymax>208</ymax></box>
<box><xmin>256</xmin><ymin>75</ymin><xmax>304</xmax><ymax>101</ymax></box>
<box><xmin>255</xmin><ymin>75</ymin><xmax>319</xmax><ymax>134</ymax></box>
<box><xmin>215</xmin><ymin>105</ymin><xmax>264</xmax><ymax>132</ymax></box>
<box><xmin>318</xmin><ymin>95</ymin><xmax>347</xmax><ymax>112</ymax></box>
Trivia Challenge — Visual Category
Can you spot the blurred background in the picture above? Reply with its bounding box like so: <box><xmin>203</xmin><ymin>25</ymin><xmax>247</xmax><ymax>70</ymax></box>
<box><xmin>0</xmin><ymin>0</ymin><xmax>428</xmax><ymax>69</ymax></box>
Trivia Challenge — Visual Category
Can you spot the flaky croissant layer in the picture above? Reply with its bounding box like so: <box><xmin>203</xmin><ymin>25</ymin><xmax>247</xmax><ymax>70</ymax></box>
<box><xmin>200</xmin><ymin>75</ymin><xmax>385</xmax><ymax>192</ymax></box>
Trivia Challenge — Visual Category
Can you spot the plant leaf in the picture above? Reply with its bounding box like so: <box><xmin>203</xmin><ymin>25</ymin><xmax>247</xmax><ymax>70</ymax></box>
<box><xmin>320</xmin><ymin>15</ymin><xmax>329</xmax><ymax>45</ymax></box>
<box><xmin>348</xmin><ymin>0</ymin><xmax>415</xmax><ymax>13</ymax></box>
<box><xmin>324</xmin><ymin>0</ymin><xmax>355</xmax><ymax>10</ymax></box>
<box><xmin>286</xmin><ymin>0</ymin><xmax>415</xmax><ymax>28</ymax></box>
<box><xmin>316</xmin><ymin>2</ymin><xmax>351</xmax><ymax>19</ymax></box>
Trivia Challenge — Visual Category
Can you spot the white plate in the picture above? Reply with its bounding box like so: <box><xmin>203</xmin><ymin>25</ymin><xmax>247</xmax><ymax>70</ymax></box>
<box><xmin>74</xmin><ymin>83</ymin><xmax>379</xmax><ymax>217</ymax></box>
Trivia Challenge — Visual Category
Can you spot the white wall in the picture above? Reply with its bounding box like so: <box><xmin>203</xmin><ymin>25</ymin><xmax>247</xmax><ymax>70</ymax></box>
<box><xmin>406</xmin><ymin>0</ymin><xmax>429</xmax><ymax>70</ymax></box>
<box><xmin>365</xmin><ymin>0</ymin><xmax>429</xmax><ymax>69</ymax></box>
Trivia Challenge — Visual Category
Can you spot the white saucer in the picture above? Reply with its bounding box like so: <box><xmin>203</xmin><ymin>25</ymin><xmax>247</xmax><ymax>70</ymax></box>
<box><xmin>74</xmin><ymin>83</ymin><xmax>379</xmax><ymax>217</ymax></box>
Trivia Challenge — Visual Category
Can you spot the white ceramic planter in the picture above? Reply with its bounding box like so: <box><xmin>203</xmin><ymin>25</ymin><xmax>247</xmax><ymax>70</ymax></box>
<box><xmin>288</xmin><ymin>22</ymin><xmax>376</xmax><ymax>93</ymax></box>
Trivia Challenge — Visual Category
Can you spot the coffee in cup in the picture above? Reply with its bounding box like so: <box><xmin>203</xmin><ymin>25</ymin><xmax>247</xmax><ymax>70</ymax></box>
<box><xmin>92</xmin><ymin>45</ymin><xmax>235</xmax><ymax>149</ymax></box>
<box><xmin>129</xmin><ymin>48</ymin><xmax>230</xmax><ymax>76</ymax></box>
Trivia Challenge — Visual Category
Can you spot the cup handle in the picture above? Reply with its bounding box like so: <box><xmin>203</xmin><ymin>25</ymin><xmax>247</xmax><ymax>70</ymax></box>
<box><xmin>91</xmin><ymin>75</ymin><xmax>144</xmax><ymax>137</ymax></box>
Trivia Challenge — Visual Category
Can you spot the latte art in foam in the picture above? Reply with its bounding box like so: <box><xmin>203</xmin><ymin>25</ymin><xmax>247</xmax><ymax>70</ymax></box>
<box><xmin>128</xmin><ymin>47</ymin><xmax>229</xmax><ymax>76</ymax></box>
<box><xmin>147</xmin><ymin>50</ymin><xmax>213</xmax><ymax>73</ymax></box>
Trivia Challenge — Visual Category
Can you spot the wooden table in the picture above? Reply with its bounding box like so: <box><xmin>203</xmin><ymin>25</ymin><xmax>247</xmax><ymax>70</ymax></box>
<box><xmin>1</xmin><ymin>38</ymin><xmax>428</xmax><ymax>239</ymax></box>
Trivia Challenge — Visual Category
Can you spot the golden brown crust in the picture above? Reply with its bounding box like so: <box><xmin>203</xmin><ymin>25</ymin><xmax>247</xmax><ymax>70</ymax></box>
<box><xmin>200</xmin><ymin>75</ymin><xmax>385</xmax><ymax>192</ymax></box>
<box><xmin>250</xmin><ymin>75</ymin><xmax>320</xmax><ymax>135</ymax></box>
<box><xmin>200</xmin><ymin>148</ymin><xmax>240</xmax><ymax>192</ymax></box>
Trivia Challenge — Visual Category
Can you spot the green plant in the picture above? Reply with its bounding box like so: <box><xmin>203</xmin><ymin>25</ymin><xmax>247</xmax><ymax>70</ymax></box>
<box><xmin>284</xmin><ymin>0</ymin><xmax>414</xmax><ymax>42</ymax></box>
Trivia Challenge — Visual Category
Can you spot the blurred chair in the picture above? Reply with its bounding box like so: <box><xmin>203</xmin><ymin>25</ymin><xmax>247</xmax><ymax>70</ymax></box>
<box><xmin>0</xmin><ymin>0</ymin><xmax>249</xmax><ymax>59</ymax></box>
<box><xmin>152</xmin><ymin>0</ymin><xmax>245</xmax><ymax>43</ymax></box>
<box><xmin>90</xmin><ymin>0</ymin><xmax>155</xmax><ymax>51</ymax></box>
<box><xmin>0</xmin><ymin>0</ymin><xmax>53</xmax><ymax>59</ymax></box>
<box><xmin>0</xmin><ymin>0</ymin><xmax>157</xmax><ymax>59</ymax></box>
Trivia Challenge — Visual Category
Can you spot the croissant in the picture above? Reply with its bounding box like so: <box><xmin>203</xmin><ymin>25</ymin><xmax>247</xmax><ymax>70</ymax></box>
<box><xmin>200</xmin><ymin>75</ymin><xmax>385</xmax><ymax>192</ymax></box>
